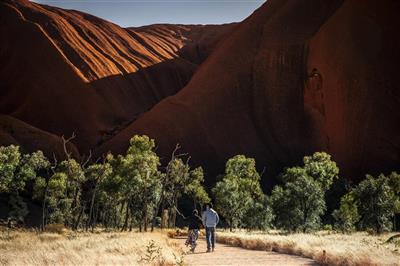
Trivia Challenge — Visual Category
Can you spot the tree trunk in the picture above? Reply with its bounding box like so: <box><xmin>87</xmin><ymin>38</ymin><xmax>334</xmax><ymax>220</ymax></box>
<box><xmin>143</xmin><ymin>200</ymin><xmax>148</xmax><ymax>232</ymax></box>
<box><xmin>41</xmin><ymin>184</ymin><xmax>49</xmax><ymax>231</ymax></box>
<box><xmin>113</xmin><ymin>210</ymin><xmax>118</xmax><ymax>229</ymax></box>
<box><xmin>87</xmin><ymin>181</ymin><xmax>98</xmax><ymax>231</ymax></box>
<box><xmin>160</xmin><ymin>199</ymin><xmax>166</xmax><ymax>229</ymax></box>
<box><xmin>117</xmin><ymin>202</ymin><xmax>125</xmax><ymax>230</ymax></box>
<box><xmin>170</xmin><ymin>207</ymin><xmax>177</xmax><ymax>228</ymax></box>
<box><xmin>91</xmin><ymin>203</ymin><xmax>99</xmax><ymax>232</ymax></box>
<box><xmin>162</xmin><ymin>209</ymin><xmax>169</xmax><ymax>229</ymax></box>
<box><xmin>122</xmin><ymin>200</ymin><xmax>130</xmax><ymax>231</ymax></box>
<box><xmin>129</xmin><ymin>210</ymin><xmax>134</xmax><ymax>232</ymax></box>
<box><xmin>70</xmin><ymin>184</ymin><xmax>82</xmax><ymax>230</ymax></box>
<box><xmin>170</xmin><ymin>196</ymin><xmax>178</xmax><ymax>228</ymax></box>
<box><xmin>74</xmin><ymin>204</ymin><xmax>85</xmax><ymax>230</ymax></box>
<box><xmin>152</xmin><ymin>192</ymin><xmax>164</xmax><ymax>232</ymax></box>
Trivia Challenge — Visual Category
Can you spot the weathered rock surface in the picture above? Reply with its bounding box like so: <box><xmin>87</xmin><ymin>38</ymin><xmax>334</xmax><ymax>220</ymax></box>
<box><xmin>0</xmin><ymin>114</ymin><xmax>79</xmax><ymax>159</ymax></box>
<box><xmin>0</xmin><ymin>0</ymin><xmax>233</xmax><ymax>151</ymax></box>
<box><xmin>97</xmin><ymin>0</ymin><xmax>400</xmax><ymax>183</ymax></box>
<box><xmin>1</xmin><ymin>0</ymin><xmax>399</xmax><ymax>184</ymax></box>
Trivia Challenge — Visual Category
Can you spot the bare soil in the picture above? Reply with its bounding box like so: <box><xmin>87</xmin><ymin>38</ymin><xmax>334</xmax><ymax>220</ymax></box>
<box><xmin>173</xmin><ymin>236</ymin><xmax>319</xmax><ymax>265</ymax></box>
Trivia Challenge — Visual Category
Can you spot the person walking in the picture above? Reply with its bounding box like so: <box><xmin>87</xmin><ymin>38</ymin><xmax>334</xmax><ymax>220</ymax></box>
<box><xmin>184</xmin><ymin>209</ymin><xmax>203</xmax><ymax>252</ymax></box>
<box><xmin>202</xmin><ymin>203</ymin><xmax>219</xmax><ymax>252</ymax></box>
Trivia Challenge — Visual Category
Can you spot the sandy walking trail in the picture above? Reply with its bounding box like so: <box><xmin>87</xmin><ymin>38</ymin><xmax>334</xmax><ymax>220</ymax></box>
<box><xmin>172</xmin><ymin>236</ymin><xmax>318</xmax><ymax>266</ymax></box>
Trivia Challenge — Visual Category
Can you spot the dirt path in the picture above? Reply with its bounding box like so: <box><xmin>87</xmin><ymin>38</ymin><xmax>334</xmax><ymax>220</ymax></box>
<box><xmin>172</xmin><ymin>237</ymin><xmax>318</xmax><ymax>266</ymax></box>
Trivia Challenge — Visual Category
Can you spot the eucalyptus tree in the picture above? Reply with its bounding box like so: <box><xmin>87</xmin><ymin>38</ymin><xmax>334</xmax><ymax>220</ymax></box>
<box><xmin>185</xmin><ymin>166</ymin><xmax>210</xmax><ymax>209</ymax></box>
<box><xmin>332</xmin><ymin>192</ymin><xmax>360</xmax><ymax>232</ymax></box>
<box><xmin>163</xmin><ymin>157</ymin><xmax>191</xmax><ymax>227</ymax></box>
<box><xmin>270</xmin><ymin>167</ymin><xmax>326</xmax><ymax>232</ymax></box>
<box><xmin>0</xmin><ymin>145</ymin><xmax>49</xmax><ymax>223</ymax></box>
<box><xmin>303</xmin><ymin>152</ymin><xmax>339</xmax><ymax>191</ymax></box>
<box><xmin>110</xmin><ymin>135</ymin><xmax>161</xmax><ymax>231</ymax></box>
<box><xmin>352</xmin><ymin>174</ymin><xmax>396</xmax><ymax>233</ymax></box>
<box><xmin>84</xmin><ymin>157</ymin><xmax>113</xmax><ymax>231</ymax></box>
<box><xmin>57</xmin><ymin>158</ymin><xmax>85</xmax><ymax>228</ymax></box>
<box><xmin>270</xmin><ymin>152</ymin><xmax>339</xmax><ymax>232</ymax></box>
<box><xmin>212</xmin><ymin>155</ymin><xmax>264</xmax><ymax>231</ymax></box>
<box><xmin>33</xmin><ymin>172</ymin><xmax>68</xmax><ymax>225</ymax></box>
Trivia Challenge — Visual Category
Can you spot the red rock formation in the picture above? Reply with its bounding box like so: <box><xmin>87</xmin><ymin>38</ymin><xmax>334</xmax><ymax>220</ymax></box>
<box><xmin>0</xmin><ymin>114</ymin><xmax>79</xmax><ymax>159</ymax></box>
<box><xmin>0</xmin><ymin>0</ymin><xmax>234</xmax><ymax>151</ymax></box>
<box><xmin>1</xmin><ymin>0</ymin><xmax>399</xmax><ymax>183</ymax></box>
<box><xmin>305</xmin><ymin>0</ymin><xmax>400</xmax><ymax>178</ymax></box>
<box><xmin>97</xmin><ymin>0</ymin><xmax>400</xmax><ymax>183</ymax></box>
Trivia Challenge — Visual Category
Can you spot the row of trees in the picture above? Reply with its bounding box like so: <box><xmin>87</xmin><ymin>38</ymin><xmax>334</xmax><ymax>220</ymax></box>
<box><xmin>212</xmin><ymin>152</ymin><xmax>400</xmax><ymax>233</ymax></box>
<box><xmin>0</xmin><ymin>135</ymin><xmax>209</xmax><ymax>231</ymax></box>
<box><xmin>333</xmin><ymin>172</ymin><xmax>400</xmax><ymax>233</ymax></box>
<box><xmin>1</xmin><ymin>134</ymin><xmax>399</xmax><ymax>234</ymax></box>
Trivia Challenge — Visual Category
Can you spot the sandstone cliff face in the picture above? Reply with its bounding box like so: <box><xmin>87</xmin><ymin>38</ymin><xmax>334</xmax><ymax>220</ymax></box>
<box><xmin>1</xmin><ymin>0</ymin><xmax>399</xmax><ymax>183</ymax></box>
<box><xmin>305</xmin><ymin>0</ymin><xmax>400</xmax><ymax>177</ymax></box>
<box><xmin>0</xmin><ymin>0</ymin><xmax>234</xmax><ymax>151</ymax></box>
<box><xmin>96</xmin><ymin>0</ymin><xmax>400</xmax><ymax>183</ymax></box>
<box><xmin>1</xmin><ymin>0</ymin><xmax>109</xmax><ymax>150</ymax></box>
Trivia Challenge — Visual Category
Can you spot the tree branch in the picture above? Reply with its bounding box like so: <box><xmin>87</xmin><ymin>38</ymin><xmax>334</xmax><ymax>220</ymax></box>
<box><xmin>81</xmin><ymin>150</ymin><xmax>92</xmax><ymax>168</ymax></box>
<box><xmin>61</xmin><ymin>132</ymin><xmax>76</xmax><ymax>159</ymax></box>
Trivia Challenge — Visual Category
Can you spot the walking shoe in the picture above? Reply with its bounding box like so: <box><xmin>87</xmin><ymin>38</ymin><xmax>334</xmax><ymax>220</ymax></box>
<box><xmin>212</xmin><ymin>248</ymin><xmax>215</xmax><ymax>252</ymax></box>
<box><xmin>206</xmin><ymin>249</ymin><xmax>211</xmax><ymax>253</ymax></box>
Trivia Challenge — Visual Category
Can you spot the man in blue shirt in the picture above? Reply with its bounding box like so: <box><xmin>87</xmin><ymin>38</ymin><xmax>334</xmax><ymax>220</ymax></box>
<box><xmin>202</xmin><ymin>202</ymin><xmax>219</xmax><ymax>252</ymax></box>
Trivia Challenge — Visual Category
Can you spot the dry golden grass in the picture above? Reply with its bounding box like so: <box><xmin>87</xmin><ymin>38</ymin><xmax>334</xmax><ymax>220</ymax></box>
<box><xmin>0</xmin><ymin>229</ymin><xmax>184</xmax><ymax>266</ymax></box>
<box><xmin>216</xmin><ymin>230</ymin><xmax>400</xmax><ymax>266</ymax></box>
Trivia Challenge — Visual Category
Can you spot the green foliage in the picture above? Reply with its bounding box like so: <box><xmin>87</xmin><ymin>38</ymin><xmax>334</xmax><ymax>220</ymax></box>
<box><xmin>322</xmin><ymin>224</ymin><xmax>333</xmax><ymax>231</ymax></box>
<box><xmin>85</xmin><ymin>160</ymin><xmax>113</xmax><ymax>229</ymax></box>
<box><xmin>394</xmin><ymin>199</ymin><xmax>400</xmax><ymax>215</ymax></box>
<box><xmin>270</xmin><ymin>152</ymin><xmax>339</xmax><ymax>232</ymax></box>
<box><xmin>107</xmin><ymin>135</ymin><xmax>162</xmax><ymax>230</ymax></box>
<box><xmin>8</xmin><ymin>194</ymin><xmax>29</xmax><ymax>223</ymax></box>
<box><xmin>324</xmin><ymin>177</ymin><xmax>351</xmax><ymax>226</ymax></box>
<box><xmin>161</xmin><ymin>153</ymin><xmax>210</xmax><ymax>227</ymax></box>
<box><xmin>0</xmin><ymin>145</ymin><xmax>49</xmax><ymax>223</ymax></box>
<box><xmin>303</xmin><ymin>152</ymin><xmax>339</xmax><ymax>191</ymax></box>
<box><xmin>352</xmin><ymin>174</ymin><xmax>395</xmax><ymax>233</ymax></box>
<box><xmin>0</xmin><ymin>146</ymin><xmax>49</xmax><ymax>193</ymax></box>
<box><xmin>57</xmin><ymin>158</ymin><xmax>85</xmax><ymax>227</ymax></box>
<box><xmin>166</xmin><ymin>158</ymin><xmax>190</xmax><ymax>194</ymax></box>
<box><xmin>270</xmin><ymin>170</ymin><xmax>326</xmax><ymax>232</ymax></box>
<box><xmin>0</xmin><ymin>138</ymin><xmax>208</xmax><ymax>230</ymax></box>
<box><xmin>332</xmin><ymin>192</ymin><xmax>360</xmax><ymax>232</ymax></box>
<box><xmin>128</xmin><ymin>135</ymin><xmax>155</xmax><ymax>155</ymax></box>
<box><xmin>2</xmin><ymin>140</ymin><xmax>398</xmax><ymax>236</ymax></box>
<box><xmin>59</xmin><ymin>159</ymin><xmax>85</xmax><ymax>184</ymax></box>
<box><xmin>388</xmin><ymin>172</ymin><xmax>400</xmax><ymax>216</ymax></box>
<box><xmin>85</xmin><ymin>163</ymin><xmax>112</xmax><ymax>184</ymax></box>
<box><xmin>242</xmin><ymin>195</ymin><xmax>274</xmax><ymax>230</ymax></box>
<box><xmin>0</xmin><ymin>145</ymin><xmax>21</xmax><ymax>193</ymax></box>
<box><xmin>212</xmin><ymin>155</ymin><xmax>264</xmax><ymax>230</ymax></box>
<box><xmin>388</xmin><ymin>172</ymin><xmax>400</xmax><ymax>195</ymax></box>
<box><xmin>33</xmin><ymin>172</ymin><xmax>69</xmax><ymax>224</ymax></box>
<box><xmin>186</xmin><ymin>167</ymin><xmax>210</xmax><ymax>205</ymax></box>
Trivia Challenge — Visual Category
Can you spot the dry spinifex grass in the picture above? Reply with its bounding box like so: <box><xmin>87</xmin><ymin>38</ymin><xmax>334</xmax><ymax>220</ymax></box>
<box><xmin>216</xmin><ymin>231</ymin><xmax>400</xmax><ymax>266</ymax></box>
<box><xmin>0</xmin><ymin>229</ymin><xmax>183</xmax><ymax>266</ymax></box>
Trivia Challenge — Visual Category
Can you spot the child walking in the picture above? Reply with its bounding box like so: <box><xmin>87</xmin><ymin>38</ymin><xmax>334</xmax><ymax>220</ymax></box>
<box><xmin>185</xmin><ymin>209</ymin><xmax>203</xmax><ymax>252</ymax></box>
